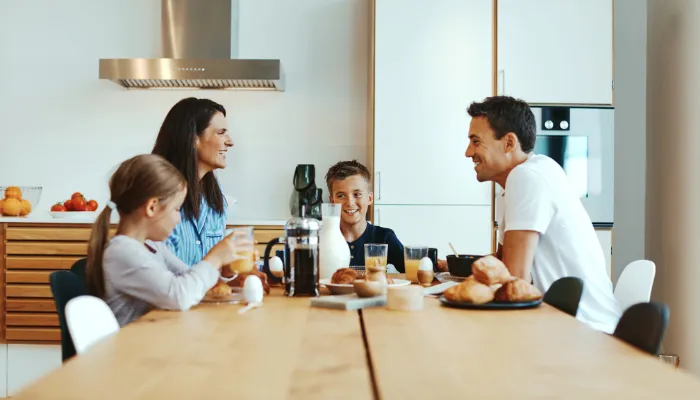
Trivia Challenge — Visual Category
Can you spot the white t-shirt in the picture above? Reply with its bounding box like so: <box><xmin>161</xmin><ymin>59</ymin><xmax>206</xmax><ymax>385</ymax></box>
<box><xmin>496</xmin><ymin>154</ymin><xmax>621</xmax><ymax>334</ymax></box>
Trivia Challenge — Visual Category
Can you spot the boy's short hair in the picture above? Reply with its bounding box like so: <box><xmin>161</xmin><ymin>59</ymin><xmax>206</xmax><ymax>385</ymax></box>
<box><xmin>325</xmin><ymin>160</ymin><xmax>371</xmax><ymax>195</ymax></box>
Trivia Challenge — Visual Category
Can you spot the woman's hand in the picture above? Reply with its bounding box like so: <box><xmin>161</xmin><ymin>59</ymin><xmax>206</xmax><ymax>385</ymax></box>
<box><xmin>203</xmin><ymin>232</ymin><xmax>237</xmax><ymax>269</ymax></box>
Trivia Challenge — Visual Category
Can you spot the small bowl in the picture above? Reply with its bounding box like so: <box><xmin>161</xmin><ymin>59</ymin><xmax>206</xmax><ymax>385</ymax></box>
<box><xmin>446</xmin><ymin>254</ymin><xmax>480</xmax><ymax>277</ymax></box>
<box><xmin>0</xmin><ymin>186</ymin><xmax>42</xmax><ymax>217</ymax></box>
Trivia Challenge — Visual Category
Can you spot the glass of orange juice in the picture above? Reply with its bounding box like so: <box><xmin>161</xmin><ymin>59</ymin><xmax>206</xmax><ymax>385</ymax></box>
<box><xmin>365</xmin><ymin>244</ymin><xmax>388</xmax><ymax>269</ymax></box>
<box><xmin>404</xmin><ymin>246</ymin><xmax>428</xmax><ymax>283</ymax></box>
<box><xmin>226</xmin><ymin>226</ymin><xmax>255</xmax><ymax>275</ymax></box>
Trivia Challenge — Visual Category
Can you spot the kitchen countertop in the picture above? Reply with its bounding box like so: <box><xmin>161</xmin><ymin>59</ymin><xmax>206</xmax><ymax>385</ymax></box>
<box><xmin>0</xmin><ymin>212</ymin><xmax>286</xmax><ymax>227</ymax></box>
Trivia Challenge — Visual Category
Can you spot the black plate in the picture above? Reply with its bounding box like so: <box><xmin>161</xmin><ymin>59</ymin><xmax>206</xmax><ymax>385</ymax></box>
<box><xmin>438</xmin><ymin>295</ymin><xmax>543</xmax><ymax>310</ymax></box>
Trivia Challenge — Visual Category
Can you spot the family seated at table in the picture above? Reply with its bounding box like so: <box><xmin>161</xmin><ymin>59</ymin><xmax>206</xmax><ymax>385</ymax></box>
<box><xmin>83</xmin><ymin>95</ymin><xmax>621</xmax><ymax>335</ymax></box>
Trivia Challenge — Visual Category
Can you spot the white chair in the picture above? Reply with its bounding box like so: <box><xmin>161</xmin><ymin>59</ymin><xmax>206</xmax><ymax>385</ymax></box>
<box><xmin>65</xmin><ymin>295</ymin><xmax>120</xmax><ymax>355</ymax></box>
<box><xmin>614</xmin><ymin>260</ymin><xmax>656</xmax><ymax>312</ymax></box>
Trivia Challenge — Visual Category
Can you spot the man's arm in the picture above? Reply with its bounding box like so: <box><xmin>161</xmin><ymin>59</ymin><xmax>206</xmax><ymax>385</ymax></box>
<box><xmin>501</xmin><ymin>230</ymin><xmax>539</xmax><ymax>280</ymax></box>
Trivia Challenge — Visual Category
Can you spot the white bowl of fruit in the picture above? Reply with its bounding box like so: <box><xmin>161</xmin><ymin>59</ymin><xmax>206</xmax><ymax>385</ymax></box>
<box><xmin>50</xmin><ymin>192</ymin><xmax>99</xmax><ymax>219</ymax></box>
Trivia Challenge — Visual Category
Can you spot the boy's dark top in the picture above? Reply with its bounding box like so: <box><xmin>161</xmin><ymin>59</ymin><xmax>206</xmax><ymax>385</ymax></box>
<box><xmin>347</xmin><ymin>222</ymin><xmax>405</xmax><ymax>273</ymax></box>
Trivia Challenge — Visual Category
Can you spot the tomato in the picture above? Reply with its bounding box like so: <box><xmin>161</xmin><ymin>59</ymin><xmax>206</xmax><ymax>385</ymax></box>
<box><xmin>86</xmin><ymin>200</ymin><xmax>98</xmax><ymax>211</ymax></box>
<box><xmin>51</xmin><ymin>203</ymin><xmax>66</xmax><ymax>212</ymax></box>
<box><xmin>63</xmin><ymin>200</ymin><xmax>73</xmax><ymax>211</ymax></box>
<box><xmin>72</xmin><ymin>197</ymin><xmax>87</xmax><ymax>211</ymax></box>
<box><xmin>71</xmin><ymin>192</ymin><xmax>84</xmax><ymax>200</ymax></box>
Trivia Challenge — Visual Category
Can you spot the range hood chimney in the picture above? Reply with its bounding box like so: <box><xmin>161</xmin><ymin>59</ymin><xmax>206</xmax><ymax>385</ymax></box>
<box><xmin>99</xmin><ymin>0</ymin><xmax>284</xmax><ymax>91</ymax></box>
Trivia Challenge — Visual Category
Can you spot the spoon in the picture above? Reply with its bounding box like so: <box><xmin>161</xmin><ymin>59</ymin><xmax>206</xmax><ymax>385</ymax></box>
<box><xmin>448</xmin><ymin>242</ymin><xmax>459</xmax><ymax>257</ymax></box>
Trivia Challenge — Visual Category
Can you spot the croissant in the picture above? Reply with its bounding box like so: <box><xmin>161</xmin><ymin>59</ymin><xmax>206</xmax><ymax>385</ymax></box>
<box><xmin>331</xmin><ymin>268</ymin><xmax>358</xmax><ymax>284</ymax></box>
<box><xmin>494</xmin><ymin>278</ymin><xmax>542</xmax><ymax>302</ymax></box>
<box><xmin>471</xmin><ymin>255</ymin><xmax>513</xmax><ymax>286</ymax></box>
<box><xmin>443</xmin><ymin>279</ymin><xmax>494</xmax><ymax>304</ymax></box>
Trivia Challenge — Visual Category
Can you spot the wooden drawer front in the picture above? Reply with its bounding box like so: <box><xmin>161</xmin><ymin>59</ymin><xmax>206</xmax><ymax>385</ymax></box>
<box><xmin>6</xmin><ymin>313</ymin><xmax>59</xmax><ymax>327</ymax></box>
<box><xmin>6</xmin><ymin>226</ymin><xmax>115</xmax><ymax>241</ymax></box>
<box><xmin>6</xmin><ymin>299</ymin><xmax>56</xmax><ymax>313</ymax></box>
<box><xmin>253</xmin><ymin>229</ymin><xmax>284</xmax><ymax>243</ymax></box>
<box><xmin>7</xmin><ymin>284</ymin><xmax>52</xmax><ymax>298</ymax></box>
<box><xmin>6</xmin><ymin>256</ymin><xmax>81</xmax><ymax>270</ymax></box>
<box><xmin>7</xmin><ymin>270</ymin><xmax>52</xmax><ymax>284</ymax></box>
<box><xmin>6</xmin><ymin>328</ymin><xmax>61</xmax><ymax>342</ymax></box>
<box><xmin>7</xmin><ymin>241</ymin><xmax>87</xmax><ymax>256</ymax></box>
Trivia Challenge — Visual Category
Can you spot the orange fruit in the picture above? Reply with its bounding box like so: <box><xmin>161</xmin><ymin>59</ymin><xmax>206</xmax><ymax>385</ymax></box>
<box><xmin>19</xmin><ymin>199</ymin><xmax>32</xmax><ymax>216</ymax></box>
<box><xmin>4</xmin><ymin>186</ymin><xmax>22</xmax><ymax>200</ymax></box>
<box><xmin>2</xmin><ymin>198</ymin><xmax>22</xmax><ymax>216</ymax></box>
<box><xmin>0</xmin><ymin>198</ymin><xmax>4</xmax><ymax>214</ymax></box>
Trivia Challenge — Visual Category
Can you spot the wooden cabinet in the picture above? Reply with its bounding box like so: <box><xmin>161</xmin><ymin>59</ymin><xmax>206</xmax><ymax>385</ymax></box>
<box><xmin>373</xmin><ymin>205</ymin><xmax>492</xmax><ymax>259</ymax></box>
<box><xmin>373</xmin><ymin>0</ymin><xmax>493</xmax><ymax>206</ymax></box>
<box><xmin>497</xmin><ymin>0</ymin><xmax>613</xmax><ymax>105</ymax></box>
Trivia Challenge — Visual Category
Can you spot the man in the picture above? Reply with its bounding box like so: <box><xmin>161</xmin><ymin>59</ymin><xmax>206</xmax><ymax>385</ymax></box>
<box><xmin>466</xmin><ymin>96</ymin><xmax>621</xmax><ymax>333</ymax></box>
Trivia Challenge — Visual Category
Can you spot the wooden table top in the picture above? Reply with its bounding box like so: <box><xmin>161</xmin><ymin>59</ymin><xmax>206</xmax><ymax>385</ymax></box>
<box><xmin>12</xmin><ymin>286</ymin><xmax>700</xmax><ymax>399</ymax></box>
<box><xmin>13</xmin><ymin>290</ymin><xmax>374</xmax><ymax>400</ymax></box>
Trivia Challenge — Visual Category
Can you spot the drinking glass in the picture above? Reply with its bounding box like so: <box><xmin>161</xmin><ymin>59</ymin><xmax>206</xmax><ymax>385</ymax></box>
<box><xmin>220</xmin><ymin>226</ymin><xmax>255</xmax><ymax>281</ymax></box>
<box><xmin>365</xmin><ymin>244</ymin><xmax>388</xmax><ymax>269</ymax></box>
<box><xmin>404</xmin><ymin>246</ymin><xmax>428</xmax><ymax>283</ymax></box>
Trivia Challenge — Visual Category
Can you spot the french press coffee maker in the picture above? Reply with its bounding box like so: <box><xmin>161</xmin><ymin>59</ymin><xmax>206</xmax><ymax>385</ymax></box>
<box><xmin>263</xmin><ymin>206</ymin><xmax>320</xmax><ymax>297</ymax></box>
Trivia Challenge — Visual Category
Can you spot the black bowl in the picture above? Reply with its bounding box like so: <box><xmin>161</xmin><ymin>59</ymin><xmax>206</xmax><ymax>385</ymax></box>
<box><xmin>446</xmin><ymin>254</ymin><xmax>480</xmax><ymax>277</ymax></box>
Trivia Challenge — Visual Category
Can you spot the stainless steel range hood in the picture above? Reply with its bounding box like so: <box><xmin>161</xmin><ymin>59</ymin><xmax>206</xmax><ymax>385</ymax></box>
<box><xmin>99</xmin><ymin>0</ymin><xmax>284</xmax><ymax>91</ymax></box>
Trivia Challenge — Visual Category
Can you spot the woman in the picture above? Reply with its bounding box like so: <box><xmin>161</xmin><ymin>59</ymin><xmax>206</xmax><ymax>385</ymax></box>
<box><xmin>152</xmin><ymin>97</ymin><xmax>233</xmax><ymax>266</ymax></box>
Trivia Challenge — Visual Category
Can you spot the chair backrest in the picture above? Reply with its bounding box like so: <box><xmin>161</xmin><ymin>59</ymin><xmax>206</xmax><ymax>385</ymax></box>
<box><xmin>65</xmin><ymin>295</ymin><xmax>120</xmax><ymax>355</ymax></box>
<box><xmin>49</xmin><ymin>270</ymin><xmax>88</xmax><ymax>362</ymax></box>
<box><xmin>543</xmin><ymin>277</ymin><xmax>584</xmax><ymax>317</ymax></box>
<box><xmin>70</xmin><ymin>257</ymin><xmax>87</xmax><ymax>287</ymax></box>
<box><xmin>614</xmin><ymin>260</ymin><xmax>656</xmax><ymax>312</ymax></box>
<box><xmin>613</xmin><ymin>301</ymin><xmax>669</xmax><ymax>355</ymax></box>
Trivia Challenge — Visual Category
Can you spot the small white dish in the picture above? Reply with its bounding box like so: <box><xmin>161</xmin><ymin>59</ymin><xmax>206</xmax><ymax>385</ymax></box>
<box><xmin>320</xmin><ymin>278</ymin><xmax>411</xmax><ymax>295</ymax></box>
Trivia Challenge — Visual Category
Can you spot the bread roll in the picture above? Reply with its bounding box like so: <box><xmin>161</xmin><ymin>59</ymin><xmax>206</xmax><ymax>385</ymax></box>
<box><xmin>494</xmin><ymin>278</ymin><xmax>542</xmax><ymax>302</ymax></box>
<box><xmin>472</xmin><ymin>255</ymin><xmax>513</xmax><ymax>286</ymax></box>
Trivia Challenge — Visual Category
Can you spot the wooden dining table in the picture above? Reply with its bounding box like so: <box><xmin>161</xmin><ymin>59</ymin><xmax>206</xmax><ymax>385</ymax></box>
<box><xmin>11</xmin><ymin>284</ymin><xmax>700</xmax><ymax>399</ymax></box>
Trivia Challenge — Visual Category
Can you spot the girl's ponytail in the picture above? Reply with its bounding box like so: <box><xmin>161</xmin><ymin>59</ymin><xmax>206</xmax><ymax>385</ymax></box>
<box><xmin>86</xmin><ymin>203</ymin><xmax>114</xmax><ymax>298</ymax></box>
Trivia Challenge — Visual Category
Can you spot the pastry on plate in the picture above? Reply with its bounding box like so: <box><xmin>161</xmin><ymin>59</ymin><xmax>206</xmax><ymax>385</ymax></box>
<box><xmin>331</xmin><ymin>268</ymin><xmax>358</xmax><ymax>284</ymax></box>
<box><xmin>443</xmin><ymin>279</ymin><xmax>494</xmax><ymax>304</ymax></box>
<box><xmin>494</xmin><ymin>278</ymin><xmax>542</xmax><ymax>302</ymax></box>
<box><xmin>208</xmin><ymin>281</ymin><xmax>232</xmax><ymax>297</ymax></box>
<box><xmin>471</xmin><ymin>255</ymin><xmax>514</xmax><ymax>286</ymax></box>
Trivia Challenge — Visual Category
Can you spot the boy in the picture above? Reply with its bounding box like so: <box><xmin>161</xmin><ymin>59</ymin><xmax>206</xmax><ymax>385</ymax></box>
<box><xmin>325</xmin><ymin>160</ymin><xmax>405</xmax><ymax>272</ymax></box>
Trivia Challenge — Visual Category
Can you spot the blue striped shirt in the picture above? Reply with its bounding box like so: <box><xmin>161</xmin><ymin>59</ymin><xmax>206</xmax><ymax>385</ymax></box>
<box><xmin>165</xmin><ymin>197</ymin><xmax>227</xmax><ymax>267</ymax></box>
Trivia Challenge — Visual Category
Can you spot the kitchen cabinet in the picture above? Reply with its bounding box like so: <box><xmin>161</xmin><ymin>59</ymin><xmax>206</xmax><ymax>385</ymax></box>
<box><xmin>497</xmin><ymin>0</ymin><xmax>613</xmax><ymax>105</ymax></box>
<box><xmin>595</xmin><ymin>227</ymin><xmax>613</xmax><ymax>280</ymax></box>
<box><xmin>373</xmin><ymin>205</ymin><xmax>492</xmax><ymax>260</ymax></box>
<box><xmin>373</xmin><ymin>0</ymin><xmax>493</xmax><ymax>206</ymax></box>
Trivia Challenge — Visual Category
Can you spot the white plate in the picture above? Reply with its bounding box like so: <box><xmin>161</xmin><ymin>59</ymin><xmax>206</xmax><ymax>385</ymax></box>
<box><xmin>50</xmin><ymin>211</ymin><xmax>98</xmax><ymax>219</ymax></box>
<box><xmin>320</xmin><ymin>278</ymin><xmax>411</xmax><ymax>295</ymax></box>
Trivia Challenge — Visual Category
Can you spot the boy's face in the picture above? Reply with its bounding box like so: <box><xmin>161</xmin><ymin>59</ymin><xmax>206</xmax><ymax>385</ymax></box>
<box><xmin>329</xmin><ymin>175</ymin><xmax>373</xmax><ymax>226</ymax></box>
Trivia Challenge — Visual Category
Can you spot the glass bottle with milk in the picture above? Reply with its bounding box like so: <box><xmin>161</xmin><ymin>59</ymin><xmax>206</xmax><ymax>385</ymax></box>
<box><xmin>319</xmin><ymin>203</ymin><xmax>351</xmax><ymax>280</ymax></box>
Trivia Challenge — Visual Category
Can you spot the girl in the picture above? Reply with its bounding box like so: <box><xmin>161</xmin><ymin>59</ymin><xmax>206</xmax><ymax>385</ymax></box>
<box><xmin>86</xmin><ymin>154</ymin><xmax>237</xmax><ymax>327</ymax></box>
<box><xmin>151</xmin><ymin>97</ymin><xmax>233</xmax><ymax>266</ymax></box>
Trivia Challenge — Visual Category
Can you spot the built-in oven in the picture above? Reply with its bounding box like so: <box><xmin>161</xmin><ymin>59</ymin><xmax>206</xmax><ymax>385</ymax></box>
<box><xmin>496</xmin><ymin>105</ymin><xmax>614</xmax><ymax>224</ymax></box>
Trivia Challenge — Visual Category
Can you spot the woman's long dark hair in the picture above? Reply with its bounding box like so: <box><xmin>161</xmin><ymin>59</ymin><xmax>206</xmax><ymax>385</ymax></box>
<box><xmin>152</xmin><ymin>97</ymin><xmax>226</xmax><ymax>221</ymax></box>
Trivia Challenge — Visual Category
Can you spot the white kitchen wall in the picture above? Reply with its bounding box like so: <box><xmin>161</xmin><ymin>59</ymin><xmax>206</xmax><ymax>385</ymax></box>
<box><xmin>0</xmin><ymin>0</ymin><xmax>369</xmax><ymax>220</ymax></box>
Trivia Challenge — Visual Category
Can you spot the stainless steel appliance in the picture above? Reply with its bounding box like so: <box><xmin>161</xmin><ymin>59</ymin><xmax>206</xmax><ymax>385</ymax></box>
<box><xmin>532</xmin><ymin>105</ymin><xmax>614</xmax><ymax>224</ymax></box>
<box><xmin>99</xmin><ymin>0</ymin><xmax>284</xmax><ymax>90</ymax></box>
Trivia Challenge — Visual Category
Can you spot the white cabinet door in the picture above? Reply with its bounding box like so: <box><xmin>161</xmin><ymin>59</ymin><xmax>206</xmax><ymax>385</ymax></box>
<box><xmin>0</xmin><ymin>344</ymin><xmax>7</xmax><ymax>398</ymax></box>
<box><xmin>595</xmin><ymin>228</ymin><xmax>613</xmax><ymax>280</ymax></box>
<box><xmin>7</xmin><ymin>344</ymin><xmax>61</xmax><ymax>396</ymax></box>
<box><xmin>373</xmin><ymin>205</ymin><xmax>492</xmax><ymax>259</ymax></box>
<box><xmin>497</xmin><ymin>0</ymin><xmax>613</xmax><ymax>105</ymax></box>
<box><xmin>374</xmin><ymin>0</ymin><xmax>493</xmax><ymax>206</ymax></box>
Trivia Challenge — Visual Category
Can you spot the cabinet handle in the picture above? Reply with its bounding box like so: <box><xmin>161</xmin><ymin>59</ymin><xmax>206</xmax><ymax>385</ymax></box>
<box><xmin>498</xmin><ymin>70</ymin><xmax>505</xmax><ymax>95</ymax></box>
<box><xmin>376</xmin><ymin>171</ymin><xmax>381</xmax><ymax>201</ymax></box>
<box><xmin>376</xmin><ymin>208</ymin><xmax>381</xmax><ymax>226</ymax></box>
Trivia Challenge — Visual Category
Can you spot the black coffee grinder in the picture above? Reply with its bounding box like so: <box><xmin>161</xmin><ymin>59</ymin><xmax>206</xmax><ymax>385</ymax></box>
<box><xmin>289</xmin><ymin>164</ymin><xmax>323</xmax><ymax>220</ymax></box>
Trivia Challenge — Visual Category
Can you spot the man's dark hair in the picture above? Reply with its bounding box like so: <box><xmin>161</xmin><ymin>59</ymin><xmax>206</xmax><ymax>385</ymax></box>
<box><xmin>466</xmin><ymin>96</ymin><xmax>536</xmax><ymax>153</ymax></box>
